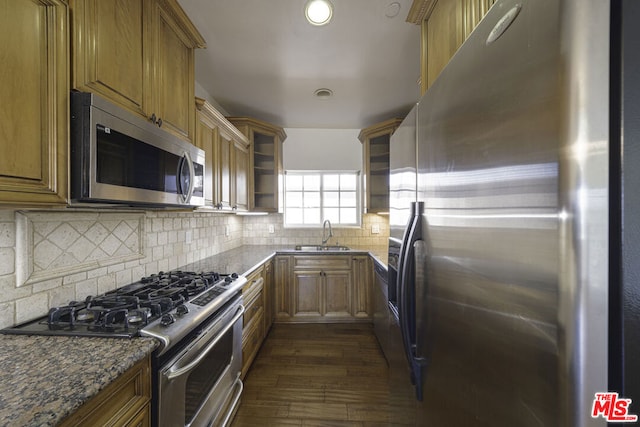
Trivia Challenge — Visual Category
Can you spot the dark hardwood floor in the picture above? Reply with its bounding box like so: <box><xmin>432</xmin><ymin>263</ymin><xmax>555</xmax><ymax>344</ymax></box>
<box><xmin>232</xmin><ymin>323</ymin><xmax>390</xmax><ymax>426</ymax></box>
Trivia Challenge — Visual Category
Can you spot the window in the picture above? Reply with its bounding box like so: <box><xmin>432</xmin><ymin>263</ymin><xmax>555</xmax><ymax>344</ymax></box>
<box><xmin>284</xmin><ymin>171</ymin><xmax>360</xmax><ymax>226</ymax></box>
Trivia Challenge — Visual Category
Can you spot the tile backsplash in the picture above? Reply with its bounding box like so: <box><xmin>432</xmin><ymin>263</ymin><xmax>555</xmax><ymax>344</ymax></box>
<box><xmin>0</xmin><ymin>209</ymin><xmax>388</xmax><ymax>328</ymax></box>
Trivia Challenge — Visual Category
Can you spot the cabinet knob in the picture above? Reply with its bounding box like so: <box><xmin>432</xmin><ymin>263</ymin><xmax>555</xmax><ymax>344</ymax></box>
<box><xmin>150</xmin><ymin>113</ymin><xmax>157</xmax><ymax>124</ymax></box>
<box><xmin>157</xmin><ymin>117</ymin><xmax>163</xmax><ymax>127</ymax></box>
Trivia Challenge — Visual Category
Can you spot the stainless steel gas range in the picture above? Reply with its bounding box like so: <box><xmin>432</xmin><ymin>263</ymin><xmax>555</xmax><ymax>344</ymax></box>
<box><xmin>2</xmin><ymin>270</ymin><xmax>247</xmax><ymax>427</ymax></box>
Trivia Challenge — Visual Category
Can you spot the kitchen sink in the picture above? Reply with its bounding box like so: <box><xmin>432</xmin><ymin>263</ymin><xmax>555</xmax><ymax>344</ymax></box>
<box><xmin>294</xmin><ymin>245</ymin><xmax>351</xmax><ymax>251</ymax></box>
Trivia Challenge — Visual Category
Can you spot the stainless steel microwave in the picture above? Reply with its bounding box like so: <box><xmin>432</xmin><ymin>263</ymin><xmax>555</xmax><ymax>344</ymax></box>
<box><xmin>70</xmin><ymin>92</ymin><xmax>205</xmax><ymax>207</ymax></box>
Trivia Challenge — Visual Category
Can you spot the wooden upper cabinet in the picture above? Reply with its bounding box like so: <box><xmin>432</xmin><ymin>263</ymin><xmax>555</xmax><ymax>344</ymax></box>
<box><xmin>232</xmin><ymin>137</ymin><xmax>250</xmax><ymax>211</ymax></box>
<box><xmin>0</xmin><ymin>0</ymin><xmax>68</xmax><ymax>206</ymax></box>
<box><xmin>71</xmin><ymin>0</ymin><xmax>205</xmax><ymax>142</ymax></box>
<box><xmin>195</xmin><ymin>98</ymin><xmax>250</xmax><ymax>211</ymax></box>
<box><xmin>227</xmin><ymin>117</ymin><xmax>287</xmax><ymax>213</ymax></box>
<box><xmin>408</xmin><ymin>0</ymin><xmax>495</xmax><ymax>94</ymax></box>
<box><xmin>358</xmin><ymin>118</ymin><xmax>402</xmax><ymax>214</ymax></box>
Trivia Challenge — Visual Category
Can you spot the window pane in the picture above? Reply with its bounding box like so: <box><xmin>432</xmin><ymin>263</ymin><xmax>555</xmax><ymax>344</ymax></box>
<box><xmin>341</xmin><ymin>208</ymin><xmax>357</xmax><ymax>224</ymax></box>
<box><xmin>324</xmin><ymin>191</ymin><xmax>340</xmax><ymax>207</ymax></box>
<box><xmin>304</xmin><ymin>175</ymin><xmax>321</xmax><ymax>191</ymax></box>
<box><xmin>286</xmin><ymin>191</ymin><xmax>303</xmax><ymax>207</ymax></box>
<box><xmin>324</xmin><ymin>174</ymin><xmax>340</xmax><ymax>191</ymax></box>
<box><xmin>286</xmin><ymin>174</ymin><xmax>303</xmax><ymax>191</ymax></box>
<box><xmin>341</xmin><ymin>174</ymin><xmax>357</xmax><ymax>190</ymax></box>
<box><xmin>324</xmin><ymin>208</ymin><xmax>340</xmax><ymax>223</ymax></box>
<box><xmin>341</xmin><ymin>191</ymin><xmax>357</xmax><ymax>207</ymax></box>
<box><xmin>304</xmin><ymin>192</ymin><xmax>320</xmax><ymax>208</ymax></box>
<box><xmin>304</xmin><ymin>208</ymin><xmax>320</xmax><ymax>224</ymax></box>
<box><xmin>287</xmin><ymin>208</ymin><xmax>303</xmax><ymax>224</ymax></box>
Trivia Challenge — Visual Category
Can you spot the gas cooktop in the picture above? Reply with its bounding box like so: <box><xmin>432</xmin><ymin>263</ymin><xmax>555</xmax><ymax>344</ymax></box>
<box><xmin>1</xmin><ymin>270</ymin><xmax>246</xmax><ymax>351</ymax></box>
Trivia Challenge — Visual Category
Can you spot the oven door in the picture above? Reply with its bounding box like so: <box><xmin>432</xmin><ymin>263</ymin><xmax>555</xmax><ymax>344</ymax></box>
<box><xmin>158</xmin><ymin>300</ymin><xmax>244</xmax><ymax>427</ymax></box>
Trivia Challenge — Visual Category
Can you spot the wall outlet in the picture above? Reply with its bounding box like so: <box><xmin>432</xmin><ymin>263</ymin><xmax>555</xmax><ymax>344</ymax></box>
<box><xmin>371</xmin><ymin>224</ymin><xmax>380</xmax><ymax>234</ymax></box>
<box><xmin>268</xmin><ymin>224</ymin><xmax>275</xmax><ymax>234</ymax></box>
<box><xmin>225</xmin><ymin>226</ymin><xmax>230</xmax><ymax>237</ymax></box>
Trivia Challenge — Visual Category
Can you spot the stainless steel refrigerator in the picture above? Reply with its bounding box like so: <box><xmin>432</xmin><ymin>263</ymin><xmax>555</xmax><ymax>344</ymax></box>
<box><xmin>388</xmin><ymin>0</ymin><xmax>640</xmax><ymax>426</ymax></box>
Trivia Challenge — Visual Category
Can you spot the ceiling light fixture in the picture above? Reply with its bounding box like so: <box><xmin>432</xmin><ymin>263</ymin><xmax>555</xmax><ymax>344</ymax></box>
<box><xmin>305</xmin><ymin>0</ymin><xmax>333</xmax><ymax>26</ymax></box>
<box><xmin>314</xmin><ymin>88</ymin><xmax>333</xmax><ymax>98</ymax></box>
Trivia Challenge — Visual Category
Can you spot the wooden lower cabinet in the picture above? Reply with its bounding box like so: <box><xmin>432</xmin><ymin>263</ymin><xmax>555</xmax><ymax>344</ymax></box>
<box><xmin>263</xmin><ymin>258</ymin><xmax>275</xmax><ymax>333</ymax></box>
<box><xmin>274</xmin><ymin>255</ymin><xmax>292</xmax><ymax>320</ymax></box>
<box><xmin>352</xmin><ymin>255</ymin><xmax>373</xmax><ymax>319</ymax></box>
<box><xmin>241</xmin><ymin>263</ymin><xmax>268</xmax><ymax>379</ymax></box>
<box><xmin>277</xmin><ymin>254</ymin><xmax>373</xmax><ymax>323</ymax></box>
<box><xmin>59</xmin><ymin>355</ymin><xmax>151</xmax><ymax>427</ymax></box>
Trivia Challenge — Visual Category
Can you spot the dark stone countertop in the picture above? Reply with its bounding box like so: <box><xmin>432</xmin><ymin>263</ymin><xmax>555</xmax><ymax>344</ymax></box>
<box><xmin>0</xmin><ymin>335</ymin><xmax>157</xmax><ymax>427</ymax></box>
<box><xmin>182</xmin><ymin>244</ymin><xmax>388</xmax><ymax>276</ymax></box>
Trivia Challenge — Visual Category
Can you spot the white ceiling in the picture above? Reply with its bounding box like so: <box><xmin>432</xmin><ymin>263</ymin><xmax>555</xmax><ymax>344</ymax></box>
<box><xmin>178</xmin><ymin>0</ymin><xmax>421</xmax><ymax>129</ymax></box>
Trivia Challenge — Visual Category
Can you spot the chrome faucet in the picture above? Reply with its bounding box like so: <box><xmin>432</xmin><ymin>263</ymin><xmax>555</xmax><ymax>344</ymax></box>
<box><xmin>321</xmin><ymin>219</ymin><xmax>333</xmax><ymax>245</ymax></box>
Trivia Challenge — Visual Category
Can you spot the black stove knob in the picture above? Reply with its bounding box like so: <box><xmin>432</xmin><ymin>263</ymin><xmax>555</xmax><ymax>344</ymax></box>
<box><xmin>176</xmin><ymin>304</ymin><xmax>189</xmax><ymax>316</ymax></box>
<box><xmin>224</xmin><ymin>276</ymin><xmax>233</xmax><ymax>283</ymax></box>
<box><xmin>231</xmin><ymin>273</ymin><xmax>238</xmax><ymax>279</ymax></box>
<box><xmin>160</xmin><ymin>313</ymin><xmax>175</xmax><ymax>326</ymax></box>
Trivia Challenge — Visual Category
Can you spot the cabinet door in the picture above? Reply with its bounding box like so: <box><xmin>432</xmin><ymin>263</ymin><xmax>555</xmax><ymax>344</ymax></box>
<box><xmin>0</xmin><ymin>0</ymin><xmax>68</xmax><ymax>205</ymax></box>
<box><xmin>147</xmin><ymin>0</ymin><xmax>195</xmax><ymax>141</ymax></box>
<box><xmin>352</xmin><ymin>256</ymin><xmax>372</xmax><ymax>318</ymax></box>
<box><xmin>293</xmin><ymin>271</ymin><xmax>323</xmax><ymax>318</ymax></box>
<box><xmin>233</xmin><ymin>140</ymin><xmax>249</xmax><ymax>211</ymax></box>
<box><xmin>324</xmin><ymin>270</ymin><xmax>352</xmax><ymax>318</ymax></box>
<box><xmin>274</xmin><ymin>256</ymin><xmax>292</xmax><ymax>319</ymax></box>
<box><xmin>217</xmin><ymin>135</ymin><xmax>232</xmax><ymax>209</ymax></box>
<box><xmin>71</xmin><ymin>0</ymin><xmax>147</xmax><ymax>117</ymax></box>
<box><xmin>195</xmin><ymin>112</ymin><xmax>216</xmax><ymax>206</ymax></box>
<box><xmin>263</xmin><ymin>259</ymin><xmax>274</xmax><ymax>333</ymax></box>
<box><xmin>425</xmin><ymin>0</ymin><xmax>464</xmax><ymax>89</ymax></box>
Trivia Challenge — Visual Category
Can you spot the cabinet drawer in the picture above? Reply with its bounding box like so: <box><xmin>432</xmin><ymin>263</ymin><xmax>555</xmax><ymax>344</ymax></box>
<box><xmin>241</xmin><ymin>309</ymin><xmax>264</xmax><ymax>378</ymax></box>
<box><xmin>59</xmin><ymin>355</ymin><xmax>151</xmax><ymax>427</ymax></box>
<box><xmin>243</xmin><ymin>289</ymin><xmax>264</xmax><ymax>331</ymax></box>
<box><xmin>293</xmin><ymin>255</ymin><xmax>351</xmax><ymax>270</ymax></box>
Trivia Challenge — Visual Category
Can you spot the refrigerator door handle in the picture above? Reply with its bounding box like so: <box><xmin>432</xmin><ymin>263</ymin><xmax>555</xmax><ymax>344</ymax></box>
<box><xmin>398</xmin><ymin>205</ymin><xmax>423</xmax><ymax>400</ymax></box>
<box><xmin>412</xmin><ymin>239</ymin><xmax>429</xmax><ymax>400</ymax></box>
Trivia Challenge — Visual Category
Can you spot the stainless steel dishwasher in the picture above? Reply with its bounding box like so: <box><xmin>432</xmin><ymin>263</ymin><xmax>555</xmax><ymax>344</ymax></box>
<box><xmin>372</xmin><ymin>259</ymin><xmax>391</xmax><ymax>363</ymax></box>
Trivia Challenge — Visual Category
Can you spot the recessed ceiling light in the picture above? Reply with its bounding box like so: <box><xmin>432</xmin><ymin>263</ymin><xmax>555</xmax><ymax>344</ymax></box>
<box><xmin>314</xmin><ymin>88</ymin><xmax>333</xmax><ymax>98</ymax></box>
<box><xmin>305</xmin><ymin>0</ymin><xmax>333</xmax><ymax>26</ymax></box>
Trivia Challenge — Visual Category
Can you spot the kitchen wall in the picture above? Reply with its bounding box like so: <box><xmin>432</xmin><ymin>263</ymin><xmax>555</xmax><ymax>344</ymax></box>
<box><xmin>242</xmin><ymin>213</ymin><xmax>388</xmax><ymax>247</ymax></box>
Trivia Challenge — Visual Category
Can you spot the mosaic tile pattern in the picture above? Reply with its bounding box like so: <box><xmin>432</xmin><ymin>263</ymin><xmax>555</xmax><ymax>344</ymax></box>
<box><xmin>16</xmin><ymin>212</ymin><xmax>145</xmax><ymax>286</ymax></box>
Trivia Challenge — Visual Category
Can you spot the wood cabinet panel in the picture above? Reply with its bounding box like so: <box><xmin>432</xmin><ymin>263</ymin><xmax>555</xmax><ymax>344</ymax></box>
<box><xmin>71</xmin><ymin>0</ymin><xmax>204</xmax><ymax>142</ymax></box>
<box><xmin>149</xmin><ymin>0</ymin><xmax>194</xmax><ymax>140</ymax></box>
<box><xmin>324</xmin><ymin>270</ymin><xmax>352</xmax><ymax>318</ymax></box>
<box><xmin>274</xmin><ymin>256</ymin><xmax>292</xmax><ymax>319</ymax></box>
<box><xmin>293</xmin><ymin>271</ymin><xmax>323</xmax><ymax>317</ymax></box>
<box><xmin>425</xmin><ymin>0</ymin><xmax>464</xmax><ymax>90</ymax></box>
<box><xmin>71</xmin><ymin>0</ymin><xmax>146</xmax><ymax>115</ymax></box>
<box><xmin>358</xmin><ymin>119</ymin><xmax>402</xmax><ymax>214</ymax></box>
<box><xmin>413</xmin><ymin>0</ymin><xmax>496</xmax><ymax>94</ymax></box>
<box><xmin>227</xmin><ymin>117</ymin><xmax>286</xmax><ymax>212</ymax></box>
<box><xmin>233</xmin><ymin>139</ymin><xmax>249</xmax><ymax>211</ymax></box>
<box><xmin>60</xmin><ymin>355</ymin><xmax>151</xmax><ymax>427</ymax></box>
<box><xmin>352</xmin><ymin>256</ymin><xmax>373</xmax><ymax>319</ymax></box>
<box><xmin>0</xmin><ymin>0</ymin><xmax>68</xmax><ymax>205</ymax></box>
<box><xmin>263</xmin><ymin>259</ymin><xmax>274</xmax><ymax>333</ymax></box>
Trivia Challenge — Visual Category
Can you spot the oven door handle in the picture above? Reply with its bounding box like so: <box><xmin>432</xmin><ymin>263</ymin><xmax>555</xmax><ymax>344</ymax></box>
<box><xmin>165</xmin><ymin>304</ymin><xmax>245</xmax><ymax>381</ymax></box>
<box><xmin>219</xmin><ymin>374</ymin><xmax>244</xmax><ymax>427</ymax></box>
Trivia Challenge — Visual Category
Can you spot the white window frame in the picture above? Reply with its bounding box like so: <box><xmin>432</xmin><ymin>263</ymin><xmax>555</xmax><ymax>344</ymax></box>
<box><xmin>283</xmin><ymin>170</ymin><xmax>362</xmax><ymax>227</ymax></box>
